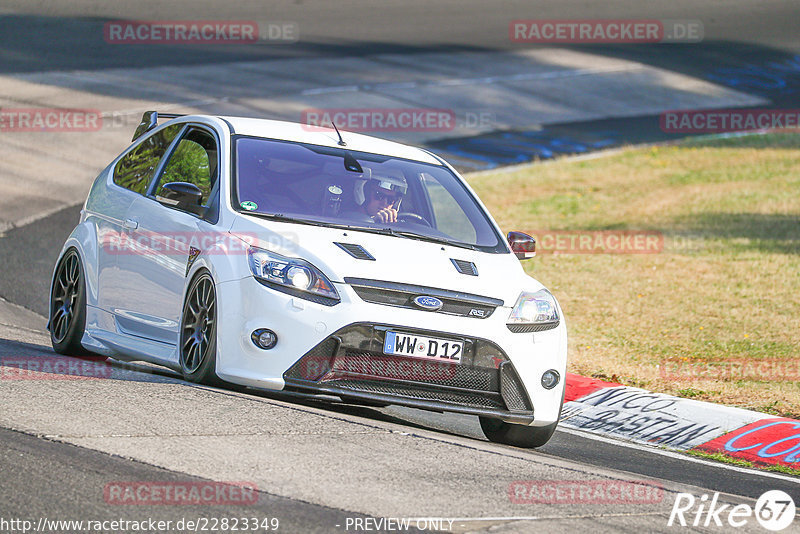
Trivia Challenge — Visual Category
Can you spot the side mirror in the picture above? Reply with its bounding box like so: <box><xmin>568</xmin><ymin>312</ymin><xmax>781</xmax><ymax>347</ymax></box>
<box><xmin>156</xmin><ymin>182</ymin><xmax>205</xmax><ymax>216</ymax></box>
<box><xmin>507</xmin><ymin>231</ymin><xmax>536</xmax><ymax>260</ymax></box>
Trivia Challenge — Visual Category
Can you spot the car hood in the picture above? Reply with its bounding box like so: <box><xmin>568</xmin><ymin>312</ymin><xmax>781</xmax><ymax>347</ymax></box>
<box><xmin>230</xmin><ymin>214</ymin><xmax>540</xmax><ymax>306</ymax></box>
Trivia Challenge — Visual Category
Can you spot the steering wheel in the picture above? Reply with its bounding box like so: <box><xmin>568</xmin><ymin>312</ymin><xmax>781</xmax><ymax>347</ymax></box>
<box><xmin>397</xmin><ymin>212</ymin><xmax>431</xmax><ymax>227</ymax></box>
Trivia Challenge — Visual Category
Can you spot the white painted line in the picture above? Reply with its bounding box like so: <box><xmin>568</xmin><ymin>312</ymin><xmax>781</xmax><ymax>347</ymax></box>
<box><xmin>300</xmin><ymin>65</ymin><xmax>642</xmax><ymax>96</ymax></box>
<box><xmin>556</xmin><ymin>426</ymin><xmax>800</xmax><ymax>484</ymax></box>
<box><xmin>399</xmin><ymin>512</ymin><xmax>663</xmax><ymax>522</ymax></box>
<box><xmin>433</xmin><ymin>66</ymin><xmax>640</xmax><ymax>87</ymax></box>
<box><xmin>0</xmin><ymin>202</ymin><xmax>82</xmax><ymax>235</ymax></box>
<box><xmin>372</xmin><ymin>82</ymin><xmax>417</xmax><ymax>90</ymax></box>
<box><xmin>301</xmin><ymin>85</ymin><xmax>360</xmax><ymax>95</ymax></box>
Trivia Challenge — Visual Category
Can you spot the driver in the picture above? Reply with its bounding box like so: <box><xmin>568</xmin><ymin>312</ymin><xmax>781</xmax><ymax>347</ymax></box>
<box><xmin>354</xmin><ymin>168</ymin><xmax>408</xmax><ymax>224</ymax></box>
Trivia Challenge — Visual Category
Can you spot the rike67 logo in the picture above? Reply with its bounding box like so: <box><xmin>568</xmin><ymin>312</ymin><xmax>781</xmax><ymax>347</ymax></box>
<box><xmin>668</xmin><ymin>490</ymin><xmax>796</xmax><ymax>531</ymax></box>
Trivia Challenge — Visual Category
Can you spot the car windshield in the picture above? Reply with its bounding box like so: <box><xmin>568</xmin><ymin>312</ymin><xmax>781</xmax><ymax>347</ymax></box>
<box><xmin>234</xmin><ymin>137</ymin><xmax>506</xmax><ymax>252</ymax></box>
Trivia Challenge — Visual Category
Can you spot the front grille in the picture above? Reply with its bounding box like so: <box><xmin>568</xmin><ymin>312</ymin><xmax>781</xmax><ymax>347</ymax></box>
<box><xmin>330</xmin><ymin>380</ymin><xmax>504</xmax><ymax>409</ymax></box>
<box><xmin>500</xmin><ymin>362</ymin><xmax>532</xmax><ymax>411</ymax></box>
<box><xmin>344</xmin><ymin>277</ymin><xmax>502</xmax><ymax>319</ymax></box>
<box><xmin>507</xmin><ymin>321</ymin><xmax>560</xmax><ymax>333</ymax></box>
<box><xmin>334</xmin><ymin>242</ymin><xmax>375</xmax><ymax>261</ymax></box>
<box><xmin>339</xmin><ymin>349</ymin><xmax>494</xmax><ymax>391</ymax></box>
<box><xmin>451</xmin><ymin>258</ymin><xmax>478</xmax><ymax>276</ymax></box>
<box><xmin>283</xmin><ymin>323</ymin><xmax>532</xmax><ymax>414</ymax></box>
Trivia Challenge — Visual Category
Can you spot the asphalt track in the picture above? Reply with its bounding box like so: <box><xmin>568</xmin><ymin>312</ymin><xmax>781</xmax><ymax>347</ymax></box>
<box><xmin>1</xmin><ymin>1</ymin><xmax>800</xmax><ymax>532</ymax></box>
<box><xmin>3</xmin><ymin>0</ymin><xmax>800</xmax><ymax>168</ymax></box>
<box><xmin>0</xmin><ymin>0</ymin><xmax>798</xmax><ymax>73</ymax></box>
<box><xmin>0</xmin><ymin>426</ymin><xmax>373</xmax><ymax>533</ymax></box>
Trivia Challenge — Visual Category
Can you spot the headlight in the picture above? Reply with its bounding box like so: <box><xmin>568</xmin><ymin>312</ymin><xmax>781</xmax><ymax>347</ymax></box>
<box><xmin>507</xmin><ymin>289</ymin><xmax>559</xmax><ymax>326</ymax></box>
<box><xmin>248</xmin><ymin>247</ymin><xmax>339</xmax><ymax>302</ymax></box>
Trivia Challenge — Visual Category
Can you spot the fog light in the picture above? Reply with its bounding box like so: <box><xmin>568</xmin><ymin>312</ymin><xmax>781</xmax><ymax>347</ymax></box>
<box><xmin>251</xmin><ymin>329</ymin><xmax>278</xmax><ymax>350</ymax></box>
<box><xmin>541</xmin><ymin>370</ymin><xmax>560</xmax><ymax>390</ymax></box>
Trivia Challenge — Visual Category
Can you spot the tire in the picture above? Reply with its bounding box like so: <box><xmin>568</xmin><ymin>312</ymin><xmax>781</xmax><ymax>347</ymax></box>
<box><xmin>179</xmin><ymin>271</ymin><xmax>220</xmax><ymax>385</ymax></box>
<box><xmin>50</xmin><ymin>249</ymin><xmax>90</xmax><ymax>356</ymax></box>
<box><xmin>479</xmin><ymin>417</ymin><xmax>558</xmax><ymax>448</ymax></box>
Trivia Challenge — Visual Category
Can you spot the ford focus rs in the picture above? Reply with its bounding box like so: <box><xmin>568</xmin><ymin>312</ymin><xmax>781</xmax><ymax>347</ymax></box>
<box><xmin>49</xmin><ymin>111</ymin><xmax>567</xmax><ymax>447</ymax></box>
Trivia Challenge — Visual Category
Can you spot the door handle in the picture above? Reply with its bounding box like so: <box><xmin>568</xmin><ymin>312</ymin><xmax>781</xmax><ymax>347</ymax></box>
<box><xmin>123</xmin><ymin>219</ymin><xmax>138</xmax><ymax>230</ymax></box>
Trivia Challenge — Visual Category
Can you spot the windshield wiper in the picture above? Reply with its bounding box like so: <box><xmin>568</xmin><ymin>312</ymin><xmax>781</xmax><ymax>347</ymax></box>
<box><xmin>240</xmin><ymin>213</ymin><xmax>479</xmax><ymax>250</ymax></box>
<box><xmin>241</xmin><ymin>212</ymin><xmax>328</xmax><ymax>227</ymax></box>
<box><xmin>316</xmin><ymin>223</ymin><xmax>479</xmax><ymax>250</ymax></box>
<box><xmin>390</xmin><ymin>231</ymin><xmax>479</xmax><ymax>251</ymax></box>
<box><xmin>242</xmin><ymin>214</ymin><xmax>396</xmax><ymax>236</ymax></box>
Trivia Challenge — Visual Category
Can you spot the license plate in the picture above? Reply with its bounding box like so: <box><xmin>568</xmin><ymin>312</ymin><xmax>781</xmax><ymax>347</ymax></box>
<box><xmin>383</xmin><ymin>331</ymin><xmax>463</xmax><ymax>362</ymax></box>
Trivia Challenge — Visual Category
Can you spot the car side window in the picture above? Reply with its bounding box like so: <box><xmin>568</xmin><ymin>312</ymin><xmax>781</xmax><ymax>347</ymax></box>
<box><xmin>113</xmin><ymin>124</ymin><xmax>182</xmax><ymax>194</ymax></box>
<box><xmin>154</xmin><ymin>129</ymin><xmax>218</xmax><ymax>206</ymax></box>
<box><xmin>420</xmin><ymin>172</ymin><xmax>477</xmax><ymax>243</ymax></box>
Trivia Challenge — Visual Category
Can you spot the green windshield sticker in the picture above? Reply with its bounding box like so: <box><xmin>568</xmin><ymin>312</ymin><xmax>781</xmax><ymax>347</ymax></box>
<box><xmin>240</xmin><ymin>201</ymin><xmax>258</xmax><ymax>211</ymax></box>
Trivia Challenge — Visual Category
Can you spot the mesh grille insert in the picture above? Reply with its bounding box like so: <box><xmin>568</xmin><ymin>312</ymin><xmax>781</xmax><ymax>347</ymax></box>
<box><xmin>500</xmin><ymin>362</ymin><xmax>532</xmax><ymax>411</ymax></box>
<box><xmin>339</xmin><ymin>349</ymin><xmax>494</xmax><ymax>391</ymax></box>
<box><xmin>507</xmin><ymin>321</ymin><xmax>560</xmax><ymax>333</ymax></box>
<box><xmin>330</xmin><ymin>380</ymin><xmax>504</xmax><ymax>409</ymax></box>
<box><xmin>283</xmin><ymin>323</ymin><xmax>534</xmax><ymax>415</ymax></box>
<box><xmin>451</xmin><ymin>258</ymin><xmax>478</xmax><ymax>276</ymax></box>
<box><xmin>334</xmin><ymin>242</ymin><xmax>375</xmax><ymax>261</ymax></box>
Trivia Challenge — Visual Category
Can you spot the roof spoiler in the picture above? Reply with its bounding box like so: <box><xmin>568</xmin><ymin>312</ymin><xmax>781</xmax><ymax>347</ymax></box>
<box><xmin>132</xmin><ymin>111</ymin><xmax>186</xmax><ymax>142</ymax></box>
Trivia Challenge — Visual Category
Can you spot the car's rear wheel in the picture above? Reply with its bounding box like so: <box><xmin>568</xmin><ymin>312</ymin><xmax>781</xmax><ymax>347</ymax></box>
<box><xmin>50</xmin><ymin>249</ymin><xmax>90</xmax><ymax>356</ymax></box>
<box><xmin>180</xmin><ymin>271</ymin><xmax>219</xmax><ymax>385</ymax></box>
<box><xmin>479</xmin><ymin>417</ymin><xmax>558</xmax><ymax>448</ymax></box>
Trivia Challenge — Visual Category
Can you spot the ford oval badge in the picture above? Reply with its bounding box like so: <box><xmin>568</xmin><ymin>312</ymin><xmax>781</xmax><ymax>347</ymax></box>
<box><xmin>413</xmin><ymin>295</ymin><xmax>443</xmax><ymax>311</ymax></box>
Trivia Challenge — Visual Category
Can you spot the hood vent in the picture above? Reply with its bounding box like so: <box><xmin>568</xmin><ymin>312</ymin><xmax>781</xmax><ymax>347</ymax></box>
<box><xmin>451</xmin><ymin>258</ymin><xmax>478</xmax><ymax>276</ymax></box>
<box><xmin>334</xmin><ymin>242</ymin><xmax>375</xmax><ymax>261</ymax></box>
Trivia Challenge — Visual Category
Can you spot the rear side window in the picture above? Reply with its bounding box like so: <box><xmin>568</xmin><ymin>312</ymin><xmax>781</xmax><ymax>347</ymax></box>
<box><xmin>154</xmin><ymin>129</ymin><xmax>218</xmax><ymax>206</ymax></box>
<box><xmin>113</xmin><ymin>124</ymin><xmax>182</xmax><ymax>194</ymax></box>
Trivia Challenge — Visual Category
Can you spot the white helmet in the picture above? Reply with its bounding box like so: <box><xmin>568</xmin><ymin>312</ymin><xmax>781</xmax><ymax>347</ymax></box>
<box><xmin>354</xmin><ymin>166</ymin><xmax>408</xmax><ymax>205</ymax></box>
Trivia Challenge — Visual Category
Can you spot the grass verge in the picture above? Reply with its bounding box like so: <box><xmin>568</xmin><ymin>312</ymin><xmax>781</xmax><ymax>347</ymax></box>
<box><xmin>468</xmin><ymin>132</ymin><xmax>800</xmax><ymax>418</ymax></box>
<box><xmin>687</xmin><ymin>449</ymin><xmax>800</xmax><ymax>476</ymax></box>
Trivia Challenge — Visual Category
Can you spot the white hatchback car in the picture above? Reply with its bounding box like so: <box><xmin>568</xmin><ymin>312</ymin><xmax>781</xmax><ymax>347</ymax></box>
<box><xmin>49</xmin><ymin>112</ymin><xmax>567</xmax><ymax>447</ymax></box>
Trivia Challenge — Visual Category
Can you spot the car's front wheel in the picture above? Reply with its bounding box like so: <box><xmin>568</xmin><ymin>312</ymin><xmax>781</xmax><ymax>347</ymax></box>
<box><xmin>179</xmin><ymin>271</ymin><xmax>220</xmax><ymax>385</ymax></box>
<box><xmin>50</xmin><ymin>249</ymin><xmax>89</xmax><ymax>355</ymax></box>
<box><xmin>479</xmin><ymin>417</ymin><xmax>558</xmax><ymax>448</ymax></box>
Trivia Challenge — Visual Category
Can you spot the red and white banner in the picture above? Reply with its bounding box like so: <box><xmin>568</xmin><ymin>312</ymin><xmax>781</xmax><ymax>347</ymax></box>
<box><xmin>562</xmin><ymin>374</ymin><xmax>795</xmax><ymax>467</ymax></box>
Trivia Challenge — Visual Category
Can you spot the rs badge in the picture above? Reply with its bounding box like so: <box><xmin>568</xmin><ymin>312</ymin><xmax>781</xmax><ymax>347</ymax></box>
<box><xmin>186</xmin><ymin>247</ymin><xmax>201</xmax><ymax>277</ymax></box>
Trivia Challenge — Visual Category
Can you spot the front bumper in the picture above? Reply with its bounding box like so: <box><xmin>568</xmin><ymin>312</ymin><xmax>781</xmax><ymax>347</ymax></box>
<box><xmin>215</xmin><ymin>276</ymin><xmax>566</xmax><ymax>426</ymax></box>
<box><xmin>283</xmin><ymin>323</ymin><xmax>535</xmax><ymax>424</ymax></box>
